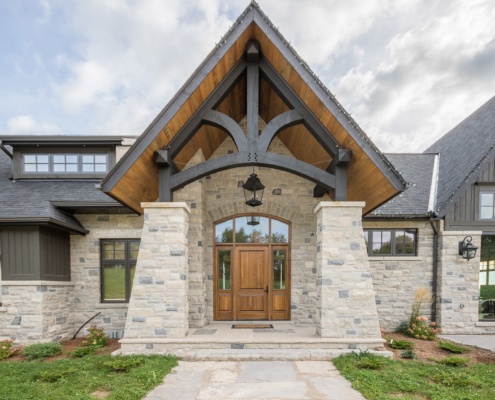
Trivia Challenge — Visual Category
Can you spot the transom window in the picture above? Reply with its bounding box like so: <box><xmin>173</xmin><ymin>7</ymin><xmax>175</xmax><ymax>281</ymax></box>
<box><xmin>23</xmin><ymin>153</ymin><xmax>108</xmax><ymax>174</ymax></box>
<box><xmin>101</xmin><ymin>239</ymin><xmax>140</xmax><ymax>303</ymax></box>
<box><xmin>215</xmin><ymin>216</ymin><xmax>289</xmax><ymax>243</ymax></box>
<box><xmin>480</xmin><ymin>192</ymin><xmax>495</xmax><ymax>220</ymax></box>
<box><xmin>363</xmin><ymin>229</ymin><xmax>417</xmax><ymax>256</ymax></box>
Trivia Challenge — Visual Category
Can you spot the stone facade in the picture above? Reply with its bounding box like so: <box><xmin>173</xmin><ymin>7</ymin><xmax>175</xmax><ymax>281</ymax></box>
<box><xmin>362</xmin><ymin>220</ymin><xmax>435</xmax><ymax>331</ymax></box>
<box><xmin>315</xmin><ymin>202</ymin><xmax>382</xmax><ymax>339</ymax></box>
<box><xmin>123</xmin><ymin>203</ymin><xmax>190</xmax><ymax>339</ymax></box>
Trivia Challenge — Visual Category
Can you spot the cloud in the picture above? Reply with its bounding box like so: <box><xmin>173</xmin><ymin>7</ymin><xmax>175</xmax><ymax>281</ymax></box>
<box><xmin>6</xmin><ymin>115</ymin><xmax>60</xmax><ymax>135</ymax></box>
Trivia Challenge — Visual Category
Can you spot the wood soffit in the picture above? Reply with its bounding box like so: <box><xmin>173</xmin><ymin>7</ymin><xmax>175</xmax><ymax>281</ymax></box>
<box><xmin>100</xmin><ymin>3</ymin><xmax>405</xmax><ymax>215</ymax></box>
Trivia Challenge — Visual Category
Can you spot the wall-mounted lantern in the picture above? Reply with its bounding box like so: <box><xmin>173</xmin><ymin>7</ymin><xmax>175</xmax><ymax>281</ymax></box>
<box><xmin>242</xmin><ymin>173</ymin><xmax>264</xmax><ymax>207</ymax></box>
<box><xmin>458</xmin><ymin>236</ymin><xmax>478</xmax><ymax>261</ymax></box>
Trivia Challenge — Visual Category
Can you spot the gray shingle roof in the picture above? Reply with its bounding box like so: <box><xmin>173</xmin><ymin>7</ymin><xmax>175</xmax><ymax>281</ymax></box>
<box><xmin>425</xmin><ymin>96</ymin><xmax>495</xmax><ymax>216</ymax></box>
<box><xmin>0</xmin><ymin>148</ymin><xmax>121</xmax><ymax>233</ymax></box>
<box><xmin>369</xmin><ymin>153</ymin><xmax>437</xmax><ymax>217</ymax></box>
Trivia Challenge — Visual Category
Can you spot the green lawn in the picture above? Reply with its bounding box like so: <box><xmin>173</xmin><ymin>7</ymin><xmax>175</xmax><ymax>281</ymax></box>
<box><xmin>0</xmin><ymin>355</ymin><xmax>177</xmax><ymax>400</ymax></box>
<box><xmin>334</xmin><ymin>353</ymin><xmax>495</xmax><ymax>400</ymax></box>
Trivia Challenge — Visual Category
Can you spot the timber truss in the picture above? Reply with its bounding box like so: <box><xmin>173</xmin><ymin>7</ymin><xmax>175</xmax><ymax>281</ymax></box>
<box><xmin>154</xmin><ymin>40</ymin><xmax>351</xmax><ymax>201</ymax></box>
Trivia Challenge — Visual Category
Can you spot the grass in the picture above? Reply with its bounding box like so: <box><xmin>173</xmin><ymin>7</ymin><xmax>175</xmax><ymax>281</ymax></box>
<box><xmin>334</xmin><ymin>353</ymin><xmax>495</xmax><ymax>400</ymax></box>
<box><xmin>0</xmin><ymin>354</ymin><xmax>177</xmax><ymax>400</ymax></box>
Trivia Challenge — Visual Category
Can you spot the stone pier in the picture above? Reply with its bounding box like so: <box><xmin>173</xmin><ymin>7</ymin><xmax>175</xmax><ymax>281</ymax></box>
<box><xmin>122</xmin><ymin>202</ymin><xmax>190</xmax><ymax>345</ymax></box>
<box><xmin>315</xmin><ymin>202</ymin><xmax>382</xmax><ymax>340</ymax></box>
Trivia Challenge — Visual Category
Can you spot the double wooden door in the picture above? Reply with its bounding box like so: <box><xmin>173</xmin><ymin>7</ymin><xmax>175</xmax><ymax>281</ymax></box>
<box><xmin>215</xmin><ymin>245</ymin><xmax>290</xmax><ymax>320</ymax></box>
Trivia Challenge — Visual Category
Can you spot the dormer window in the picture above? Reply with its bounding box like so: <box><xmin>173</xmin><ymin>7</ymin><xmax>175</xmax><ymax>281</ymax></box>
<box><xmin>22</xmin><ymin>153</ymin><xmax>108</xmax><ymax>175</ymax></box>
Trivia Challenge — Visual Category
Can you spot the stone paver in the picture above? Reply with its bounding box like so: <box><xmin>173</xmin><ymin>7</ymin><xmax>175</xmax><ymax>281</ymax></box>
<box><xmin>145</xmin><ymin>360</ymin><xmax>365</xmax><ymax>400</ymax></box>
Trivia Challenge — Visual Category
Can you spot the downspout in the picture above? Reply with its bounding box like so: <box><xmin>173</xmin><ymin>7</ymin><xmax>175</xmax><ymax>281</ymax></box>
<box><xmin>429</xmin><ymin>215</ymin><xmax>438</xmax><ymax>323</ymax></box>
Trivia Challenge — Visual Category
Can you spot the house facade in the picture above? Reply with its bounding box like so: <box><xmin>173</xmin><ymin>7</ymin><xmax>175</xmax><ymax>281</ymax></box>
<box><xmin>0</xmin><ymin>3</ymin><xmax>494</xmax><ymax>351</ymax></box>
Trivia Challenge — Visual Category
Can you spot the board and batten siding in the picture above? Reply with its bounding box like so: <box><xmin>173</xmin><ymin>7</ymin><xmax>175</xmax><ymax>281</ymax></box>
<box><xmin>0</xmin><ymin>227</ymin><xmax>70</xmax><ymax>281</ymax></box>
<box><xmin>445</xmin><ymin>155</ymin><xmax>495</xmax><ymax>233</ymax></box>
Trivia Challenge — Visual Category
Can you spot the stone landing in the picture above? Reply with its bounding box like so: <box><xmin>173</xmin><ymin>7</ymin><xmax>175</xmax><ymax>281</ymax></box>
<box><xmin>118</xmin><ymin>322</ymin><xmax>389</xmax><ymax>360</ymax></box>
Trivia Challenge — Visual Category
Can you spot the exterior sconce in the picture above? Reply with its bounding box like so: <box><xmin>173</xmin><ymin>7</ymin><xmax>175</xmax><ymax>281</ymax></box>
<box><xmin>458</xmin><ymin>236</ymin><xmax>478</xmax><ymax>260</ymax></box>
<box><xmin>246</xmin><ymin>215</ymin><xmax>260</xmax><ymax>226</ymax></box>
<box><xmin>243</xmin><ymin>173</ymin><xmax>264</xmax><ymax>207</ymax></box>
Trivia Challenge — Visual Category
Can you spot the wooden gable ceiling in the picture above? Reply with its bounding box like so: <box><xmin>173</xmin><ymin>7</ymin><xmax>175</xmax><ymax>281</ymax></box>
<box><xmin>101</xmin><ymin>4</ymin><xmax>405</xmax><ymax>215</ymax></box>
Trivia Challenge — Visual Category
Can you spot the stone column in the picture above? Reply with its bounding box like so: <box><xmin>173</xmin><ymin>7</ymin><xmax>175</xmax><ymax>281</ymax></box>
<box><xmin>437</xmin><ymin>228</ymin><xmax>481</xmax><ymax>334</ymax></box>
<box><xmin>124</xmin><ymin>202</ymin><xmax>190</xmax><ymax>339</ymax></box>
<box><xmin>315</xmin><ymin>202</ymin><xmax>381</xmax><ymax>339</ymax></box>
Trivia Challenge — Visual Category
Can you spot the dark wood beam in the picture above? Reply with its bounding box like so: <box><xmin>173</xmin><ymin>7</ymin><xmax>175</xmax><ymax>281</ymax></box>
<box><xmin>170</xmin><ymin>151</ymin><xmax>335</xmax><ymax>191</ymax></box>
<box><xmin>168</xmin><ymin>59</ymin><xmax>247</xmax><ymax>158</ymax></box>
<box><xmin>246</xmin><ymin>62</ymin><xmax>259</xmax><ymax>154</ymax></box>
<box><xmin>154</xmin><ymin>149</ymin><xmax>174</xmax><ymax>201</ymax></box>
<box><xmin>259</xmin><ymin>58</ymin><xmax>340</xmax><ymax>158</ymax></box>
<box><xmin>314</xmin><ymin>148</ymin><xmax>352</xmax><ymax>198</ymax></box>
<box><xmin>203</xmin><ymin>110</ymin><xmax>248</xmax><ymax>152</ymax></box>
<box><xmin>257</xmin><ymin>109</ymin><xmax>303</xmax><ymax>152</ymax></box>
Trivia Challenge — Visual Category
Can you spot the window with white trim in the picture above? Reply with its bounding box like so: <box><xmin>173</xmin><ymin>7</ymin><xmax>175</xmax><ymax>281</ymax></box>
<box><xmin>480</xmin><ymin>191</ymin><xmax>495</xmax><ymax>220</ymax></box>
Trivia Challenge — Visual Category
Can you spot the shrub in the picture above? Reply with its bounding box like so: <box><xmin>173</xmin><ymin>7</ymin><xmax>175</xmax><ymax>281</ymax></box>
<box><xmin>356</xmin><ymin>357</ymin><xmax>384</xmax><ymax>370</ymax></box>
<box><xmin>22</xmin><ymin>342</ymin><xmax>62</xmax><ymax>360</ymax></box>
<box><xmin>35</xmin><ymin>368</ymin><xmax>77</xmax><ymax>382</ymax></box>
<box><xmin>82</xmin><ymin>325</ymin><xmax>108</xmax><ymax>348</ymax></box>
<box><xmin>69</xmin><ymin>345</ymin><xmax>97</xmax><ymax>358</ymax></box>
<box><xmin>0</xmin><ymin>340</ymin><xmax>20</xmax><ymax>360</ymax></box>
<box><xmin>405</xmin><ymin>316</ymin><xmax>440</xmax><ymax>341</ymax></box>
<box><xmin>438</xmin><ymin>341</ymin><xmax>469</xmax><ymax>354</ymax></box>
<box><xmin>400</xmin><ymin>349</ymin><xmax>416</xmax><ymax>359</ymax></box>
<box><xmin>430</xmin><ymin>370</ymin><xmax>480</xmax><ymax>387</ymax></box>
<box><xmin>389</xmin><ymin>339</ymin><xmax>414</xmax><ymax>350</ymax></box>
<box><xmin>438</xmin><ymin>356</ymin><xmax>470</xmax><ymax>367</ymax></box>
<box><xmin>104</xmin><ymin>356</ymin><xmax>144</xmax><ymax>373</ymax></box>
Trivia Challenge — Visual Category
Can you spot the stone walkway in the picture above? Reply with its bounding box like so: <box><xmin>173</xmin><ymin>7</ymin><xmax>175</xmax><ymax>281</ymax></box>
<box><xmin>145</xmin><ymin>360</ymin><xmax>365</xmax><ymax>400</ymax></box>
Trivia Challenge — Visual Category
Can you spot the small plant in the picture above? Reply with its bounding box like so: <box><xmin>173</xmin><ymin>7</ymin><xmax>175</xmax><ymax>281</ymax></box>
<box><xmin>104</xmin><ymin>356</ymin><xmax>144</xmax><ymax>373</ymax></box>
<box><xmin>430</xmin><ymin>370</ymin><xmax>480</xmax><ymax>387</ymax></box>
<box><xmin>438</xmin><ymin>340</ymin><xmax>469</xmax><ymax>354</ymax></box>
<box><xmin>356</xmin><ymin>357</ymin><xmax>384</xmax><ymax>370</ymax></box>
<box><xmin>401</xmin><ymin>349</ymin><xmax>417</xmax><ymax>359</ymax></box>
<box><xmin>352</xmin><ymin>349</ymin><xmax>372</xmax><ymax>360</ymax></box>
<box><xmin>437</xmin><ymin>356</ymin><xmax>470</xmax><ymax>367</ymax></box>
<box><xmin>82</xmin><ymin>325</ymin><xmax>108</xmax><ymax>348</ymax></box>
<box><xmin>389</xmin><ymin>339</ymin><xmax>414</xmax><ymax>350</ymax></box>
<box><xmin>35</xmin><ymin>368</ymin><xmax>77</xmax><ymax>382</ymax></box>
<box><xmin>405</xmin><ymin>288</ymin><xmax>440</xmax><ymax>340</ymax></box>
<box><xmin>22</xmin><ymin>342</ymin><xmax>62</xmax><ymax>360</ymax></box>
<box><xmin>69</xmin><ymin>345</ymin><xmax>97</xmax><ymax>358</ymax></box>
<box><xmin>0</xmin><ymin>340</ymin><xmax>21</xmax><ymax>360</ymax></box>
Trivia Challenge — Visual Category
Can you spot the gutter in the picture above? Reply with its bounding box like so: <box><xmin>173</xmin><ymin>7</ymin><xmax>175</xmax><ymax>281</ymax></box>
<box><xmin>0</xmin><ymin>217</ymin><xmax>88</xmax><ymax>235</ymax></box>
<box><xmin>0</xmin><ymin>141</ymin><xmax>13</xmax><ymax>159</ymax></box>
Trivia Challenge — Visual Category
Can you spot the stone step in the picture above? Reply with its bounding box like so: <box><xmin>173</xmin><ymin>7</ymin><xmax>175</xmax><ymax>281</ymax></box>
<box><xmin>114</xmin><ymin>348</ymin><xmax>393</xmax><ymax>361</ymax></box>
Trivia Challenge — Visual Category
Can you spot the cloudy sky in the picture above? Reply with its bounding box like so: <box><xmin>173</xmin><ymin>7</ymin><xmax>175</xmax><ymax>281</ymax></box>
<box><xmin>1</xmin><ymin>0</ymin><xmax>494</xmax><ymax>153</ymax></box>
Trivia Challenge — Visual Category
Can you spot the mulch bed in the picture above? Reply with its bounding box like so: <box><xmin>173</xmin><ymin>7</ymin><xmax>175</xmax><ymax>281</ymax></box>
<box><xmin>383</xmin><ymin>332</ymin><xmax>495</xmax><ymax>364</ymax></box>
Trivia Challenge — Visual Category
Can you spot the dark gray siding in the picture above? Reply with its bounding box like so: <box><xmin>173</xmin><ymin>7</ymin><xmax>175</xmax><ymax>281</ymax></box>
<box><xmin>445</xmin><ymin>156</ymin><xmax>495</xmax><ymax>233</ymax></box>
<box><xmin>0</xmin><ymin>226</ymin><xmax>70</xmax><ymax>281</ymax></box>
<box><xmin>39</xmin><ymin>227</ymin><xmax>70</xmax><ymax>281</ymax></box>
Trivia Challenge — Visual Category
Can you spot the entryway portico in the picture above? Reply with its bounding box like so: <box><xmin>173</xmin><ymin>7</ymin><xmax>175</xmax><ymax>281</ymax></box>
<box><xmin>100</xmin><ymin>2</ymin><xmax>406</xmax><ymax>355</ymax></box>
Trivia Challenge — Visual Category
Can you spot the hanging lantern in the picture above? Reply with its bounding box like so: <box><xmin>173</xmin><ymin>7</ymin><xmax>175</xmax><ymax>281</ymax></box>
<box><xmin>246</xmin><ymin>215</ymin><xmax>260</xmax><ymax>226</ymax></box>
<box><xmin>242</xmin><ymin>173</ymin><xmax>264</xmax><ymax>207</ymax></box>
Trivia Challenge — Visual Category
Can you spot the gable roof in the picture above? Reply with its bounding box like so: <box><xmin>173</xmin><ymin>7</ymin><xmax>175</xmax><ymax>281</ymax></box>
<box><xmin>100</xmin><ymin>1</ymin><xmax>405</xmax><ymax>215</ymax></box>
<box><xmin>368</xmin><ymin>153</ymin><xmax>438</xmax><ymax>218</ymax></box>
<box><xmin>425</xmin><ymin>96</ymin><xmax>495</xmax><ymax>217</ymax></box>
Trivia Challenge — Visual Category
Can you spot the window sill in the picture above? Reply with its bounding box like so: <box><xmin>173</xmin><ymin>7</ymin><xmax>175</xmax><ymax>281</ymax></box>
<box><xmin>0</xmin><ymin>280</ymin><xmax>75</xmax><ymax>286</ymax></box>
<box><xmin>368</xmin><ymin>256</ymin><xmax>421</xmax><ymax>261</ymax></box>
<box><xmin>95</xmin><ymin>303</ymin><xmax>129</xmax><ymax>309</ymax></box>
<box><xmin>476</xmin><ymin>321</ymin><xmax>495</xmax><ymax>327</ymax></box>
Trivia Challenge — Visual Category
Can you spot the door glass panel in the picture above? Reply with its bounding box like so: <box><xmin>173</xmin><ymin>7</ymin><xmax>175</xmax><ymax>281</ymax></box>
<box><xmin>235</xmin><ymin>217</ymin><xmax>269</xmax><ymax>243</ymax></box>
<box><xmin>215</xmin><ymin>220</ymin><xmax>233</xmax><ymax>243</ymax></box>
<box><xmin>271</xmin><ymin>219</ymin><xmax>289</xmax><ymax>243</ymax></box>
<box><xmin>103</xmin><ymin>264</ymin><xmax>126</xmax><ymax>301</ymax></box>
<box><xmin>273</xmin><ymin>249</ymin><xmax>286</xmax><ymax>290</ymax></box>
<box><xmin>218</xmin><ymin>250</ymin><xmax>231</xmax><ymax>290</ymax></box>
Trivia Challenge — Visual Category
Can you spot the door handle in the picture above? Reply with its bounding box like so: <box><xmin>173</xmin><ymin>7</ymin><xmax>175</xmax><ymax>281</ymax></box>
<box><xmin>264</xmin><ymin>286</ymin><xmax>269</xmax><ymax>293</ymax></box>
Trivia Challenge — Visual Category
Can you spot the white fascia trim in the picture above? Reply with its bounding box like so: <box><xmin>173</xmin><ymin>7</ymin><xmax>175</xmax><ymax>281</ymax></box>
<box><xmin>428</xmin><ymin>154</ymin><xmax>440</xmax><ymax>213</ymax></box>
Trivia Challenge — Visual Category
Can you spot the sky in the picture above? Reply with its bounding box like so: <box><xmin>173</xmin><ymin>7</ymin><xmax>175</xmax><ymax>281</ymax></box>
<box><xmin>1</xmin><ymin>0</ymin><xmax>494</xmax><ymax>153</ymax></box>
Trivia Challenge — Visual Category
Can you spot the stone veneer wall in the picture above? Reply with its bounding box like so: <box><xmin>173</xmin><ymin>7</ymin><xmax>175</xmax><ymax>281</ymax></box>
<box><xmin>437</xmin><ymin>226</ymin><xmax>486</xmax><ymax>334</ymax></box>
<box><xmin>362</xmin><ymin>220</ymin><xmax>435</xmax><ymax>331</ymax></box>
<box><xmin>0</xmin><ymin>282</ymin><xmax>75</xmax><ymax>343</ymax></box>
<box><xmin>200</xmin><ymin>136</ymin><xmax>327</xmax><ymax>324</ymax></box>
<box><xmin>70</xmin><ymin>214</ymin><xmax>143</xmax><ymax>337</ymax></box>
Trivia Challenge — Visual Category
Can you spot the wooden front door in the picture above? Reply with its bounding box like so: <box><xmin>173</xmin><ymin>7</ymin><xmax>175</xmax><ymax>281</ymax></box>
<box><xmin>235</xmin><ymin>246</ymin><xmax>269</xmax><ymax>320</ymax></box>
